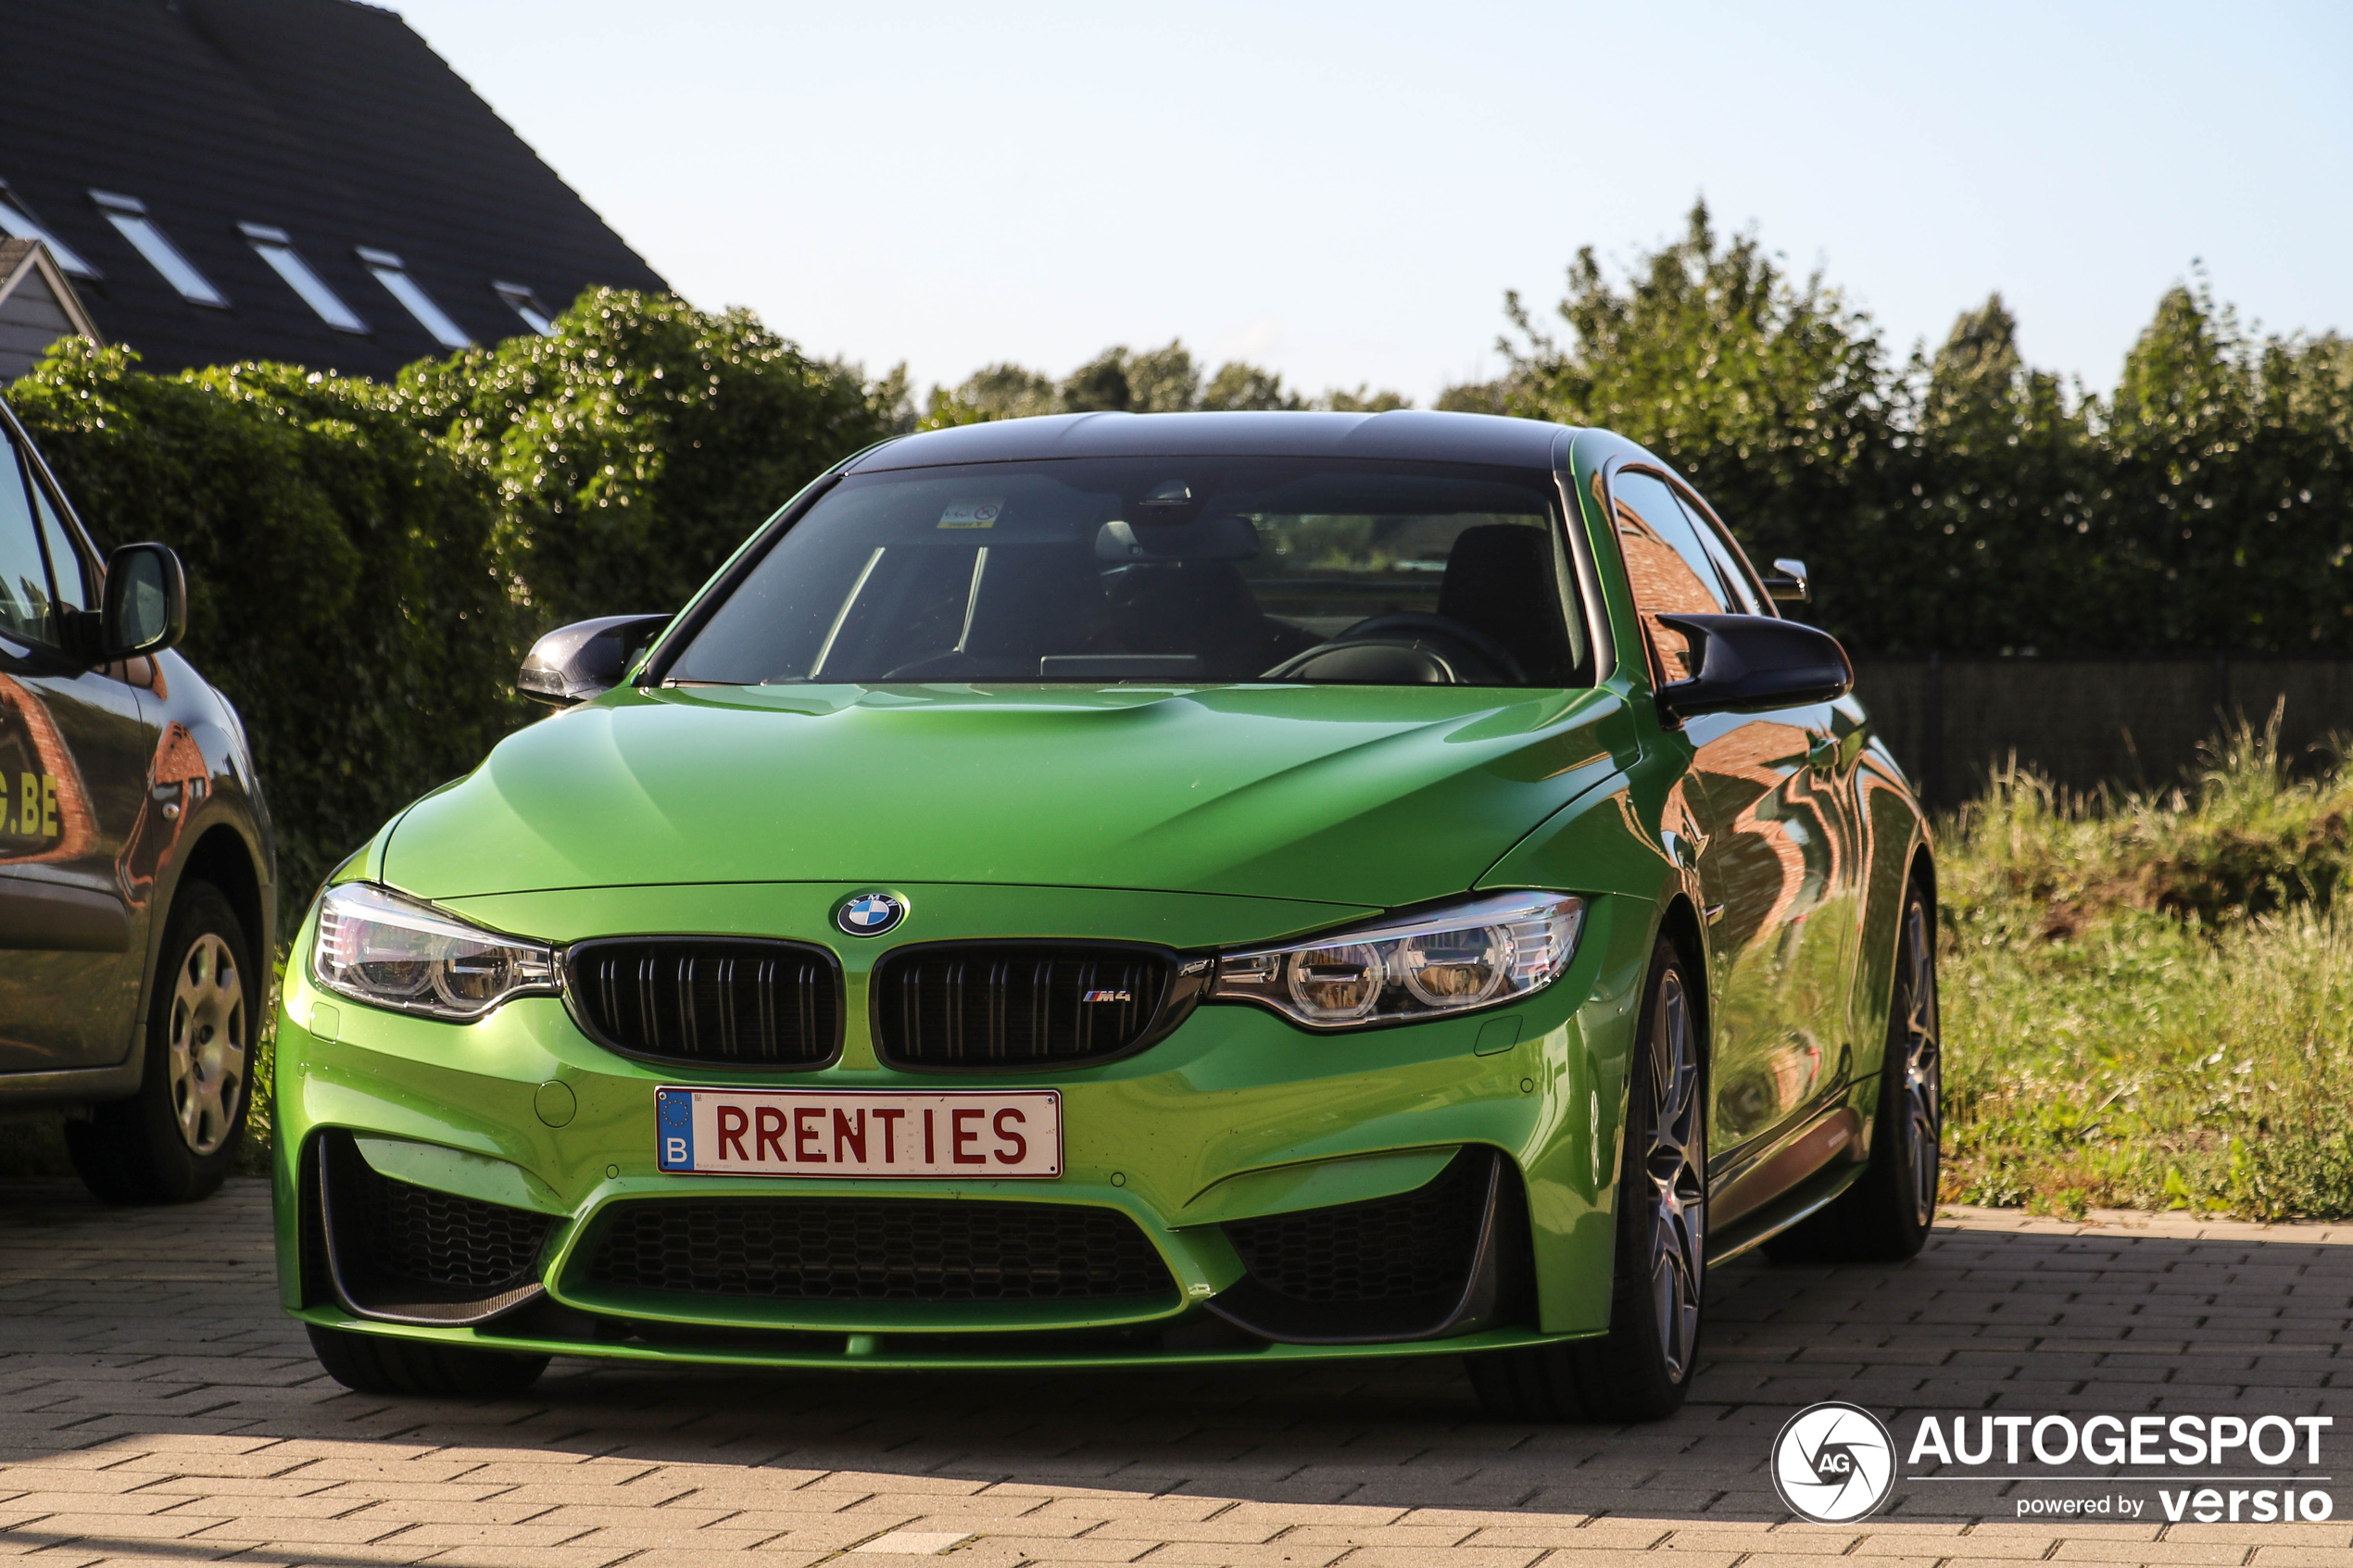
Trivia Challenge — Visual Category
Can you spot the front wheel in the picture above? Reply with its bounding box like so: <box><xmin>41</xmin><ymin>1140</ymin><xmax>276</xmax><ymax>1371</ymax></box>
<box><xmin>1468</xmin><ymin>937</ymin><xmax>1705</xmax><ymax>1422</ymax></box>
<box><xmin>1765</xmin><ymin>875</ymin><xmax>1942</xmax><ymax>1263</ymax></box>
<box><xmin>66</xmin><ymin>882</ymin><xmax>255</xmax><ymax>1205</ymax></box>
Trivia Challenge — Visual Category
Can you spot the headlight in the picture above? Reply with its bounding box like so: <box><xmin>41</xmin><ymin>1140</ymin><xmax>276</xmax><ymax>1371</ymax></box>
<box><xmin>1211</xmin><ymin>892</ymin><xmax>1584</xmax><ymax>1031</ymax></box>
<box><xmin>312</xmin><ymin>883</ymin><xmax>558</xmax><ymax>1022</ymax></box>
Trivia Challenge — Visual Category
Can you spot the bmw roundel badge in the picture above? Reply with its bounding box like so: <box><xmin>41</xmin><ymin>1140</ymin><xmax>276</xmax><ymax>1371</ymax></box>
<box><xmin>835</xmin><ymin>891</ymin><xmax>906</xmax><ymax>937</ymax></box>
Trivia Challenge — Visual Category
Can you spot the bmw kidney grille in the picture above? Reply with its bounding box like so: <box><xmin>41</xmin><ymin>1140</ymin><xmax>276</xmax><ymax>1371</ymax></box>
<box><xmin>566</xmin><ymin>938</ymin><xmax>841</xmax><ymax>1068</ymax></box>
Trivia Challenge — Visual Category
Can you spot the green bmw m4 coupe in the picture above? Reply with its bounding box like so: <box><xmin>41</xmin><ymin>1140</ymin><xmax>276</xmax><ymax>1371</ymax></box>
<box><xmin>275</xmin><ymin>410</ymin><xmax>1938</xmax><ymax>1422</ymax></box>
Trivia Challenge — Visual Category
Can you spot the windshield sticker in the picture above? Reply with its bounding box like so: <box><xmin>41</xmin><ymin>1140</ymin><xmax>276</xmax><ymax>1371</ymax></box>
<box><xmin>937</xmin><ymin>498</ymin><xmax>1003</xmax><ymax>529</ymax></box>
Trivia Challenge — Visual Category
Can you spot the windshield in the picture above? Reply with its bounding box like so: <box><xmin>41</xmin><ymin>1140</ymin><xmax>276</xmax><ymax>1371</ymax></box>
<box><xmin>669</xmin><ymin>457</ymin><xmax>1590</xmax><ymax>687</ymax></box>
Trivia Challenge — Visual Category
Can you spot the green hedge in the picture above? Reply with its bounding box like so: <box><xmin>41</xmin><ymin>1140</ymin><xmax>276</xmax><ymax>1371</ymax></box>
<box><xmin>8</xmin><ymin>290</ymin><xmax>893</xmax><ymax>906</ymax></box>
<box><xmin>1485</xmin><ymin>205</ymin><xmax>2353</xmax><ymax>656</ymax></box>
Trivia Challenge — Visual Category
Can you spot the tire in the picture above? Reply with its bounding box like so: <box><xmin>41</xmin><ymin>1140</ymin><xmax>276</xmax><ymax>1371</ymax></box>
<box><xmin>1763</xmin><ymin>875</ymin><xmax>1942</xmax><ymax>1263</ymax></box>
<box><xmin>306</xmin><ymin>1323</ymin><xmax>548</xmax><ymax>1398</ymax></box>
<box><xmin>1468</xmin><ymin>937</ymin><xmax>1705</xmax><ymax>1422</ymax></box>
<box><xmin>66</xmin><ymin>882</ymin><xmax>256</xmax><ymax>1205</ymax></box>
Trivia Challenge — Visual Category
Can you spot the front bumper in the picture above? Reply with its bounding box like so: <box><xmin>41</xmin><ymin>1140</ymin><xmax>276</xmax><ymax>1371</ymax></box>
<box><xmin>272</xmin><ymin>882</ymin><xmax>1652</xmax><ymax>1369</ymax></box>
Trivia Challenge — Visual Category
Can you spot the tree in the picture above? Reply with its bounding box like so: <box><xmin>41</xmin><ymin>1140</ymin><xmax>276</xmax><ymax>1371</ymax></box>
<box><xmin>1491</xmin><ymin>204</ymin><xmax>2353</xmax><ymax>655</ymax></box>
<box><xmin>925</xmin><ymin>342</ymin><xmax>1406</xmax><ymax>424</ymax></box>
<box><xmin>1201</xmin><ymin>360</ymin><xmax>1302</xmax><ymax>410</ymax></box>
<box><xmin>1499</xmin><ymin>200</ymin><xmax>1894</xmax><ymax>640</ymax></box>
<box><xmin>403</xmin><ymin>289</ymin><xmax>891</xmax><ymax>631</ymax></box>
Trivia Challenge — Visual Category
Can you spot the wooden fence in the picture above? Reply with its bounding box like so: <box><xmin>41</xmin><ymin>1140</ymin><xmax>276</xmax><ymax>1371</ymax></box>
<box><xmin>1847</xmin><ymin>659</ymin><xmax>2353</xmax><ymax>809</ymax></box>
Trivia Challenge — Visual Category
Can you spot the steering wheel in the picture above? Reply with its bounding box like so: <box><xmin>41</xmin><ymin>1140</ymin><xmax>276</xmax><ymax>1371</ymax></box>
<box><xmin>1287</xmin><ymin>611</ymin><xmax>1529</xmax><ymax>685</ymax></box>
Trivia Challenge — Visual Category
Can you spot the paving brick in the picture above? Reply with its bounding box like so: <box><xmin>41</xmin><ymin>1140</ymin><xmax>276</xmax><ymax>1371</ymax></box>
<box><xmin>1126</xmin><ymin>1547</ymin><xmax>1351</xmax><ymax>1566</ymax></box>
<box><xmin>955</xmin><ymin>1537</ymin><xmax>1151</xmax><ymax>1561</ymax></box>
<box><xmin>1311</xmin><ymin>1551</ymin><xmax>1543</xmax><ymax>1568</ymax></box>
<box><xmin>2</xmin><ymin>1513</ymin><xmax>240</xmax><ymax>1541</ymax></box>
<box><xmin>17</xmin><ymin>1182</ymin><xmax>2353</xmax><ymax>1568</ymax></box>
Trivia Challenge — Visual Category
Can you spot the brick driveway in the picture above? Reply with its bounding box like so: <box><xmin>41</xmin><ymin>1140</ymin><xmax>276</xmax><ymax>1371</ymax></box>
<box><xmin>4</xmin><ymin>1178</ymin><xmax>2350</xmax><ymax>1567</ymax></box>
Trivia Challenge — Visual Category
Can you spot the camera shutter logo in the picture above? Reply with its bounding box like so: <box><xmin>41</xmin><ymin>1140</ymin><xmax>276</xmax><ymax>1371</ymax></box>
<box><xmin>1771</xmin><ymin>1401</ymin><xmax>1897</xmax><ymax>1524</ymax></box>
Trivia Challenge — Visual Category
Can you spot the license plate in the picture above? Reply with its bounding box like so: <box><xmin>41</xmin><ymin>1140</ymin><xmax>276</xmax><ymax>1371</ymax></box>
<box><xmin>655</xmin><ymin>1087</ymin><xmax>1062</xmax><ymax>1178</ymax></box>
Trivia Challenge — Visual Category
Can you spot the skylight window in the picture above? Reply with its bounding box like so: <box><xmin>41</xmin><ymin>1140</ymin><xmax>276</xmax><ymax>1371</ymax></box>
<box><xmin>90</xmin><ymin>190</ymin><xmax>224</xmax><ymax>307</ymax></box>
<box><xmin>0</xmin><ymin>182</ymin><xmax>98</xmax><ymax>278</ymax></box>
<box><xmin>241</xmin><ymin>223</ymin><xmax>366</xmax><ymax>333</ymax></box>
<box><xmin>356</xmin><ymin>246</ymin><xmax>470</xmax><ymax>349</ymax></box>
<box><xmin>494</xmin><ymin>282</ymin><xmax>557</xmax><ymax>336</ymax></box>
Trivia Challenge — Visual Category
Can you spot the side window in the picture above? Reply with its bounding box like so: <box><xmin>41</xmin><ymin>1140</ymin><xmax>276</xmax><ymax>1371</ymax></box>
<box><xmin>1609</xmin><ymin>468</ymin><xmax>1726</xmax><ymax>683</ymax></box>
<box><xmin>1671</xmin><ymin>487</ymin><xmax>1767</xmax><ymax>616</ymax></box>
<box><xmin>27</xmin><ymin>470</ymin><xmax>90</xmax><ymax>614</ymax></box>
<box><xmin>0</xmin><ymin>424</ymin><xmax>59</xmax><ymax>646</ymax></box>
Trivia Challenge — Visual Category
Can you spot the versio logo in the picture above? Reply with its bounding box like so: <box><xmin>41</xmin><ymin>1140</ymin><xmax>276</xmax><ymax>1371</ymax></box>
<box><xmin>1772</xmin><ymin>1401</ymin><xmax>1898</xmax><ymax>1523</ymax></box>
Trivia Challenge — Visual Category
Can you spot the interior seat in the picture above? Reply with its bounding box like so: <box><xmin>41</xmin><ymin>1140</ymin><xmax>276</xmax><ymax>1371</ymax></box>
<box><xmin>1436</xmin><ymin>525</ymin><xmax>1585</xmax><ymax>685</ymax></box>
<box><xmin>960</xmin><ymin>546</ymin><xmax>1113</xmax><ymax>663</ymax></box>
<box><xmin>1106</xmin><ymin>560</ymin><xmax>1313</xmax><ymax>679</ymax></box>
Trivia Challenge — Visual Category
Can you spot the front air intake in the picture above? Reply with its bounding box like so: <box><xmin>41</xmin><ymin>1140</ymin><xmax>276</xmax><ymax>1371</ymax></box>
<box><xmin>1207</xmin><ymin>1148</ymin><xmax>1524</xmax><ymax>1345</ymax></box>
<box><xmin>567</xmin><ymin>938</ymin><xmax>841</xmax><ymax>1068</ymax></box>
<box><xmin>871</xmin><ymin>942</ymin><xmax>1198</xmax><ymax>1071</ymax></box>
<box><xmin>584</xmin><ymin>1197</ymin><xmax>1177</xmax><ymax>1303</ymax></box>
<box><xmin>316</xmin><ymin>1132</ymin><xmax>554</xmax><ymax>1325</ymax></box>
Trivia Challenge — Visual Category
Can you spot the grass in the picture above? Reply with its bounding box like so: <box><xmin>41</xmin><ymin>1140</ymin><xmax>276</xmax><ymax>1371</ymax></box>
<box><xmin>1939</xmin><ymin>707</ymin><xmax>2353</xmax><ymax>1220</ymax></box>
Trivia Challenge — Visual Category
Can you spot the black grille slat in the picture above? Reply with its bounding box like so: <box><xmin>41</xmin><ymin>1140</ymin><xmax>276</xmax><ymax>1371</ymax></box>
<box><xmin>585</xmin><ymin>1198</ymin><xmax>1175</xmax><ymax>1302</ymax></box>
<box><xmin>344</xmin><ymin>1156</ymin><xmax>553</xmax><ymax>1292</ymax></box>
<box><xmin>570</xmin><ymin>939</ymin><xmax>838</xmax><ymax>1068</ymax></box>
<box><xmin>1224</xmin><ymin>1151</ymin><xmax>1489</xmax><ymax>1304</ymax></box>
<box><xmin>875</xmin><ymin>945</ymin><xmax>1170</xmax><ymax>1070</ymax></box>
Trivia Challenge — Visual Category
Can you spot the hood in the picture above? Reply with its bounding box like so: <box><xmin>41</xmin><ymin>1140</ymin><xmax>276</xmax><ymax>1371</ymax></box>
<box><xmin>383</xmin><ymin>684</ymin><xmax>1629</xmax><ymax>909</ymax></box>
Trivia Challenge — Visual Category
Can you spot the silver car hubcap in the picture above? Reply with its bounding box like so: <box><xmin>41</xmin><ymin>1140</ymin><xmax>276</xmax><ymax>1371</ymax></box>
<box><xmin>168</xmin><ymin>935</ymin><xmax>245</xmax><ymax>1156</ymax></box>
<box><xmin>1899</xmin><ymin>900</ymin><xmax>1943</xmax><ymax>1224</ymax></box>
<box><xmin>1645</xmin><ymin>969</ymin><xmax>1705</xmax><ymax>1382</ymax></box>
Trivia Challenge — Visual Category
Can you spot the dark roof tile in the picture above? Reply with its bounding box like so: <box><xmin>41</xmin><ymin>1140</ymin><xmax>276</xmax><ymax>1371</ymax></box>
<box><xmin>0</xmin><ymin>0</ymin><xmax>669</xmax><ymax>379</ymax></box>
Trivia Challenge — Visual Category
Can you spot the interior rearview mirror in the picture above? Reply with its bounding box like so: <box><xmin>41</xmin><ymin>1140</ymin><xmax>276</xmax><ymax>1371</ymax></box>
<box><xmin>1653</xmin><ymin>611</ymin><xmax>1851</xmax><ymax>723</ymax></box>
<box><xmin>519</xmin><ymin>613</ymin><xmax>673</xmax><ymax>707</ymax></box>
<box><xmin>1096</xmin><ymin>515</ymin><xmax>1261</xmax><ymax>562</ymax></box>
<box><xmin>102</xmin><ymin>542</ymin><xmax>187</xmax><ymax>659</ymax></box>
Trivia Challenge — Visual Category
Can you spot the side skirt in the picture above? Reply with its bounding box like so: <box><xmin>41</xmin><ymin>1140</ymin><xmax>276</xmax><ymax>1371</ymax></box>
<box><xmin>1705</xmin><ymin>1158</ymin><xmax>1865</xmax><ymax>1267</ymax></box>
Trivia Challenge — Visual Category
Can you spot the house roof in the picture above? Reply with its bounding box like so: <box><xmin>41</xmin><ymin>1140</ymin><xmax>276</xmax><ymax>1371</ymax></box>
<box><xmin>0</xmin><ymin>0</ymin><xmax>668</xmax><ymax>380</ymax></box>
<box><xmin>0</xmin><ymin>240</ymin><xmax>103</xmax><ymax>382</ymax></box>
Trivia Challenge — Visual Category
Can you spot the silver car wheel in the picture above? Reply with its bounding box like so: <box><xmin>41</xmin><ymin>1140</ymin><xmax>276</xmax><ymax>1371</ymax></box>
<box><xmin>1898</xmin><ymin>898</ymin><xmax>1943</xmax><ymax>1226</ymax></box>
<box><xmin>167</xmin><ymin>934</ymin><xmax>246</xmax><ymax>1156</ymax></box>
<box><xmin>1644</xmin><ymin>968</ymin><xmax>1705</xmax><ymax>1383</ymax></box>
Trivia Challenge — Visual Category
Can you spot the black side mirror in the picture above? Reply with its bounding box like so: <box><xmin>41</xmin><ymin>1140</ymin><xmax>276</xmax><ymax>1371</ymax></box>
<box><xmin>1654</xmin><ymin>611</ymin><xmax>1851</xmax><ymax>723</ymax></box>
<box><xmin>519</xmin><ymin>613</ymin><xmax>672</xmax><ymax>707</ymax></box>
<box><xmin>1758</xmin><ymin>558</ymin><xmax>1810</xmax><ymax>603</ymax></box>
<box><xmin>102</xmin><ymin>542</ymin><xmax>187</xmax><ymax>659</ymax></box>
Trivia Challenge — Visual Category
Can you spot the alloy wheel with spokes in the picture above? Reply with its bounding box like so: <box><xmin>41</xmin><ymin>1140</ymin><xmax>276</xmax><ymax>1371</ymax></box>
<box><xmin>1643</xmin><ymin>968</ymin><xmax>1706</xmax><ymax>1383</ymax></box>
<box><xmin>1895</xmin><ymin>897</ymin><xmax>1942</xmax><ymax>1229</ymax></box>
<box><xmin>167</xmin><ymin>933</ymin><xmax>247</xmax><ymax>1156</ymax></box>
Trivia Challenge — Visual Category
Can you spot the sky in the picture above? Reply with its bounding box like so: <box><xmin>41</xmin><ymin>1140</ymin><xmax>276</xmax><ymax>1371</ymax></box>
<box><xmin>393</xmin><ymin>0</ymin><xmax>2351</xmax><ymax>405</ymax></box>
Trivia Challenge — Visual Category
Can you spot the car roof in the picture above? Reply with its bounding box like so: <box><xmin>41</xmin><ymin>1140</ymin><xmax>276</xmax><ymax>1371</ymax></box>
<box><xmin>843</xmin><ymin>409</ymin><xmax>1579</xmax><ymax>473</ymax></box>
